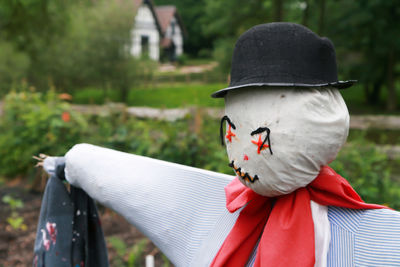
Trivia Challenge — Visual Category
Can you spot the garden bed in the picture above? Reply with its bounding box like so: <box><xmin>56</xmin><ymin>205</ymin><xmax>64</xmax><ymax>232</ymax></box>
<box><xmin>0</xmin><ymin>181</ymin><xmax>170</xmax><ymax>266</ymax></box>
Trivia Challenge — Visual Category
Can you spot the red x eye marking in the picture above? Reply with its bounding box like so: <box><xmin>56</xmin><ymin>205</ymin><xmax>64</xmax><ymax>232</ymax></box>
<box><xmin>225</xmin><ymin>124</ymin><xmax>236</xmax><ymax>142</ymax></box>
<box><xmin>251</xmin><ymin>135</ymin><xmax>269</xmax><ymax>154</ymax></box>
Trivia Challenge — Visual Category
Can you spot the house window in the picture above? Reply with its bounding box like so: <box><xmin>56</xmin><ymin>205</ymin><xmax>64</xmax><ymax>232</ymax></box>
<box><xmin>141</xmin><ymin>35</ymin><xmax>149</xmax><ymax>57</ymax></box>
<box><xmin>171</xmin><ymin>21</ymin><xmax>176</xmax><ymax>35</ymax></box>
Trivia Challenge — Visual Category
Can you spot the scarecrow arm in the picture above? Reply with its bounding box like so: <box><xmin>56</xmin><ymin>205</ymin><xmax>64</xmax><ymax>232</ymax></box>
<box><xmin>49</xmin><ymin>143</ymin><xmax>235</xmax><ymax>266</ymax></box>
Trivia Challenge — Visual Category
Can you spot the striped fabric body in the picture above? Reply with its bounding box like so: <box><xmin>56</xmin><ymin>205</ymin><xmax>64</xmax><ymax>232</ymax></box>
<box><xmin>327</xmin><ymin>207</ymin><xmax>400</xmax><ymax>267</ymax></box>
<box><xmin>56</xmin><ymin>144</ymin><xmax>400</xmax><ymax>267</ymax></box>
<box><xmin>244</xmin><ymin>207</ymin><xmax>400</xmax><ymax>267</ymax></box>
<box><xmin>64</xmin><ymin>144</ymin><xmax>237</xmax><ymax>267</ymax></box>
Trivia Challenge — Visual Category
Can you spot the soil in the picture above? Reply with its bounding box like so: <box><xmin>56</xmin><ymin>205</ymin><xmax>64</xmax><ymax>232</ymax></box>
<box><xmin>0</xmin><ymin>182</ymin><xmax>168</xmax><ymax>267</ymax></box>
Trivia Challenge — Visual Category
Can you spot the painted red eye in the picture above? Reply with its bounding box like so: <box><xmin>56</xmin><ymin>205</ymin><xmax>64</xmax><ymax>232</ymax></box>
<box><xmin>225</xmin><ymin>124</ymin><xmax>236</xmax><ymax>142</ymax></box>
<box><xmin>251</xmin><ymin>135</ymin><xmax>270</xmax><ymax>154</ymax></box>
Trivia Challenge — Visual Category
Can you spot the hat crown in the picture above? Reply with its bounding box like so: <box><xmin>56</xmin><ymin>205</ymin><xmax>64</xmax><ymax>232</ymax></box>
<box><xmin>211</xmin><ymin>23</ymin><xmax>355</xmax><ymax>98</ymax></box>
<box><xmin>231</xmin><ymin>22</ymin><xmax>338</xmax><ymax>87</ymax></box>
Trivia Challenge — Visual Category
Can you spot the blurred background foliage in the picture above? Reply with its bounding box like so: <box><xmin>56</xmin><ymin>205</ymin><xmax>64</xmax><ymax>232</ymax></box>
<box><xmin>0</xmin><ymin>0</ymin><xmax>399</xmax><ymax>110</ymax></box>
<box><xmin>1</xmin><ymin>87</ymin><xmax>399</xmax><ymax>209</ymax></box>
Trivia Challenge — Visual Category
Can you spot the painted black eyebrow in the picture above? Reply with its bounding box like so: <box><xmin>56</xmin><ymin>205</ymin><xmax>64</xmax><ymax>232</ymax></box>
<box><xmin>251</xmin><ymin>127</ymin><xmax>269</xmax><ymax>136</ymax></box>
<box><xmin>251</xmin><ymin>127</ymin><xmax>273</xmax><ymax>155</ymax></box>
<box><xmin>220</xmin><ymin>115</ymin><xmax>236</xmax><ymax>146</ymax></box>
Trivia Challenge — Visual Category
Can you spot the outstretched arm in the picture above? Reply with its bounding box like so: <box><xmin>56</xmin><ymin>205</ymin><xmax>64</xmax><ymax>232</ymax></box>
<box><xmin>51</xmin><ymin>143</ymin><xmax>237</xmax><ymax>266</ymax></box>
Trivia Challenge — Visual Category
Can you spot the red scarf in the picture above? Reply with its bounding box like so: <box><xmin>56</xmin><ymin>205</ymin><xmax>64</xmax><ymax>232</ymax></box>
<box><xmin>211</xmin><ymin>166</ymin><xmax>388</xmax><ymax>267</ymax></box>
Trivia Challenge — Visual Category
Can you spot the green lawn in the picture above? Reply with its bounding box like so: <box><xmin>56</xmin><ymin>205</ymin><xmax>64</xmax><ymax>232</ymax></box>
<box><xmin>183</xmin><ymin>58</ymin><xmax>214</xmax><ymax>66</ymax></box>
<box><xmin>73</xmin><ymin>83</ymin><xmax>226</xmax><ymax>108</ymax></box>
<box><xmin>72</xmin><ymin>82</ymin><xmax>400</xmax><ymax>114</ymax></box>
<box><xmin>127</xmin><ymin>83</ymin><xmax>225</xmax><ymax>108</ymax></box>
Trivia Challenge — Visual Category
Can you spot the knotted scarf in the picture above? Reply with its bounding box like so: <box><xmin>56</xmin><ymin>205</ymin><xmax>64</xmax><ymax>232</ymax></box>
<box><xmin>211</xmin><ymin>166</ymin><xmax>388</xmax><ymax>267</ymax></box>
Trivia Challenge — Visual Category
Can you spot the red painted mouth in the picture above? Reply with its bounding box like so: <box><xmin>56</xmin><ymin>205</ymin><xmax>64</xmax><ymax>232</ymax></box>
<box><xmin>228</xmin><ymin>160</ymin><xmax>259</xmax><ymax>183</ymax></box>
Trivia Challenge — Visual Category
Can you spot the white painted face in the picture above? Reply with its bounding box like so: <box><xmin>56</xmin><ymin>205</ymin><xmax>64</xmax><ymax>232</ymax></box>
<box><xmin>223</xmin><ymin>87</ymin><xmax>349</xmax><ymax>197</ymax></box>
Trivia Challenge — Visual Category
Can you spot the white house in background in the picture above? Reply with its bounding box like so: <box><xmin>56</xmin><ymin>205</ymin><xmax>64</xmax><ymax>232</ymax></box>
<box><xmin>131</xmin><ymin>0</ymin><xmax>162</xmax><ymax>61</ymax></box>
<box><xmin>131</xmin><ymin>0</ymin><xmax>186</xmax><ymax>61</ymax></box>
<box><xmin>155</xmin><ymin>6</ymin><xmax>185</xmax><ymax>61</ymax></box>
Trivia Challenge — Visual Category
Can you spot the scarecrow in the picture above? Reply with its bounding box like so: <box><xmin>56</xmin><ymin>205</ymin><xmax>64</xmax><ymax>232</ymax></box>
<box><xmin>39</xmin><ymin>23</ymin><xmax>400</xmax><ymax>266</ymax></box>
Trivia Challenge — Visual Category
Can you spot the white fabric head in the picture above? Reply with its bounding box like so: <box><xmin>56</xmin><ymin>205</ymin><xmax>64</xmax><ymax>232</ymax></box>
<box><xmin>224</xmin><ymin>87</ymin><xmax>349</xmax><ymax>197</ymax></box>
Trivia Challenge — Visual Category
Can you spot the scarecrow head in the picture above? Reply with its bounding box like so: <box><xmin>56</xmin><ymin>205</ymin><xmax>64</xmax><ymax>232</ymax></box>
<box><xmin>213</xmin><ymin>23</ymin><xmax>356</xmax><ymax>197</ymax></box>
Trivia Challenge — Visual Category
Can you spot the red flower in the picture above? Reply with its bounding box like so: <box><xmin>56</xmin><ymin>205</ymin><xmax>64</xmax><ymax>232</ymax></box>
<box><xmin>62</xmin><ymin>111</ymin><xmax>70</xmax><ymax>122</ymax></box>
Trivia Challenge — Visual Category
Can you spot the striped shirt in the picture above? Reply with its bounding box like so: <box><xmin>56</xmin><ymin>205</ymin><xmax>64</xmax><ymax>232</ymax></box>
<box><xmin>53</xmin><ymin>144</ymin><xmax>400</xmax><ymax>267</ymax></box>
<box><xmin>243</xmin><ymin>207</ymin><xmax>400</xmax><ymax>267</ymax></box>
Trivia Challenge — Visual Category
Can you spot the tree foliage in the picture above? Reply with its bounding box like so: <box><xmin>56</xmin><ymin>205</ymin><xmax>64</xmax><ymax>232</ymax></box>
<box><xmin>0</xmin><ymin>41</ymin><xmax>30</xmax><ymax>94</ymax></box>
<box><xmin>0</xmin><ymin>0</ymin><xmax>71</xmax><ymax>48</ymax></box>
<box><xmin>0</xmin><ymin>0</ymin><xmax>144</xmax><ymax>100</ymax></box>
<box><xmin>0</xmin><ymin>0</ymin><xmax>399</xmax><ymax>110</ymax></box>
<box><xmin>154</xmin><ymin>0</ymin><xmax>214</xmax><ymax>57</ymax></box>
<box><xmin>43</xmin><ymin>1</ymin><xmax>140</xmax><ymax>99</ymax></box>
<box><xmin>325</xmin><ymin>0</ymin><xmax>400</xmax><ymax>111</ymax></box>
<box><xmin>201</xmin><ymin>0</ymin><xmax>400</xmax><ymax>111</ymax></box>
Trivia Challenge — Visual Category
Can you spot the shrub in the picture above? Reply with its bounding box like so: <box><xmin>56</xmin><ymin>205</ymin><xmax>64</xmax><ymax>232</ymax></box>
<box><xmin>0</xmin><ymin>41</ymin><xmax>30</xmax><ymax>95</ymax></box>
<box><xmin>1</xmin><ymin>87</ymin><xmax>399</xmax><ymax>210</ymax></box>
<box><xmin>0</xmin><ymin>84</ymin><xmax>88</xmax><ymax>177</ymax></box>
<box><xmin>177</xmin><ymin>54</ymin><xmax>189</xmax><ymax>66</ymax></box>
<box><xmin>212</xmin><ymin>38</ymin><xmax>236</xmax><ymax>74</ymax></box>
<box><xmin>330</xmin><ymin>140</ymin><xmax>400</xmax><ymax>209</ymax></box>
<box><xmin>84</xmin><ymin>109</ymin><xmax>230</xmax><ymax>174</ymax></box>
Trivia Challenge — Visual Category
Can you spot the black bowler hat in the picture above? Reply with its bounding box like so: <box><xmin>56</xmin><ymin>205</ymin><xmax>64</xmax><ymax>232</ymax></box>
<box><xmin>212</xmin><ymin>22</ymin><xmax>356</xmax><ymax>98</ymax></box>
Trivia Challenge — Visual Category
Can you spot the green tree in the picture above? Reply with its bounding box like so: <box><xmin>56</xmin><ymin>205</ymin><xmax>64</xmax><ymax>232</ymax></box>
<box><xmin>154</xmin><ymin>0</ymin><xmax>214</xmax><ymax>57</ymax></box>
<box><xmin>202</xmin><ymin>0</ymin><xmax>302</xmax><ymax>73</ymax></box>
<box><xmin>0</xmin><ymin>41</ymin><xmax>30</xmax><ymax>94</ymax></box>
<box><xmin>0</xmin><ymin>0</ymin><xmax>71</xmax><ymax>49</ymax></box>
<box><xmin>0</xmin><ymin>0</ymin><xmax>143</xmax><ymax>100</ymax></box>
<box><xmin>0</xmin><ymin>0</ymin><xmax>75</xmax><ymax>88</ymax></box>
<box><xmin>326</xmin><ymin>0</ymin><xmax>400</xmax><ymax>111</ymax></box>
<box><xmin>201</xmin><ymin>0</ymin><xmax>400</xmax><ymax>112</ymax></box>
<box><xmin>45</xmin><ymin>0</ymin><xmax>140</xmax><ymax>100</ymax></box>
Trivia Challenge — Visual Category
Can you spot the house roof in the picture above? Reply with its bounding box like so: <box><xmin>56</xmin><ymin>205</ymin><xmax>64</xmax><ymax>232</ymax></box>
<box><xmin>155</xmin><ymin>6</ymin><xmax>176</xmax><ymax>33</ymax></box>
<box><xmin>133</xmin><ymin>0</ymin><xmax>164</xmax><ymax>37</ymax></box>
<box><xmin>155</xmin><ymin>5</ymin><xmax>187</xmax><ymax>38</ymax></box>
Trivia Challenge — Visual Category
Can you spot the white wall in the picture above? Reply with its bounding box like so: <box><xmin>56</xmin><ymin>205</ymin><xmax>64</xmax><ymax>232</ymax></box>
<box><xmin>165</xmin><ymin>16</ymin><xmax>183</xmax><ymax>56</ymax></box>
<box><xmin>131</xmin><ymin>4</ymin><xmax>160</xmax><ymax>61</ymax></box>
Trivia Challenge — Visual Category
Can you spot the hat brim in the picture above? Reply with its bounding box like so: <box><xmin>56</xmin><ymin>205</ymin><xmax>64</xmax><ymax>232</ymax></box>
<box><xmin>211</xmin><ymin>80</ymin><xmax>357</xmax><ymax>98</ymax></box>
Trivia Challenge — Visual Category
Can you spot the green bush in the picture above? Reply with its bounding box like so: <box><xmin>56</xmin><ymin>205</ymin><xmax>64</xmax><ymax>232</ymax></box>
<box><xmin>0</xmin><ymin>86</ymin><xmax>229</xmax><ymax>179</ymax></box>
<box><xmin>212</xmin><ymin>38</ymin><xmax>236</xmax><ymax>74</ymax></box>
<box><xmin>1</xmin><ymin>87</ymin><xmax>400</xmax><ymax>209</ymax></box>
<box><xmin>0</xmin><ymin>85</ymin><xmax>88</xmax><ymax>177</ymax></box>
<box><xmin>0</xmin><ymin>41</ymin><xmax>30</xmax><ymax>95</ymax></box>
<box><xmin>330</xmin><ymin>140</ymin><xmax>400</xmax><ymax>209</ymax></box>
<box><xmin>83</xmin><ymin>108</ymin><xmax>230</xmax><ymax>174</ymax></box>
<box><xmin>177</xmin><ymin>54</ymin><xmax>189</xmax><ymax>66</ymax></box>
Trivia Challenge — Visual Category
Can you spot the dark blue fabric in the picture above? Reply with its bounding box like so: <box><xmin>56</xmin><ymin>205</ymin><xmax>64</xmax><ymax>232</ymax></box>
<box><xmin>33</xmin><ymin>157</ymin><xmax>109</xmax><ymax>267</ymax></box>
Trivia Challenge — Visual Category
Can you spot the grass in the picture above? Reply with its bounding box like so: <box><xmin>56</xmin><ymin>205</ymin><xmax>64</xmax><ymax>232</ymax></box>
<box><xmin>73</xmin><ymin>87</ymin><xmax>120</xmax><ymax>105</ymax></box>
<box><xmin>127</xmin><ymin>83</ymin><xmax>225</xmax><ymax>108</ymax></box>
<box><xmin>72</xmin><ymin>81</ymin><xmax>400</xmax><ymax>113</ymax></box>
<box><xmin>183</xmin><ymin>58</ymin><xmax>214</xmax><ymax>66</ymax></box>
<box><xmin>73</xmin><ymin>83</ymin><xmax>226</xmax><ymax>108</ymax></box>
